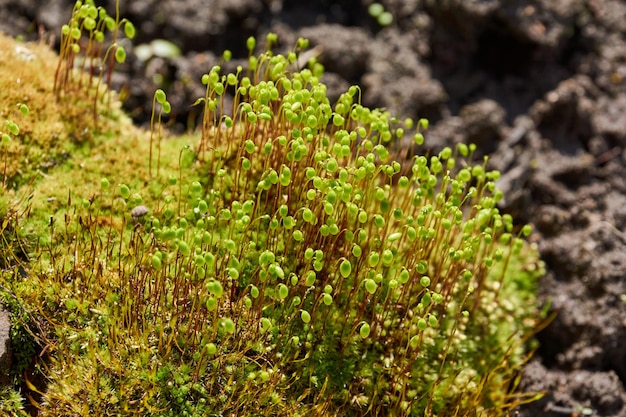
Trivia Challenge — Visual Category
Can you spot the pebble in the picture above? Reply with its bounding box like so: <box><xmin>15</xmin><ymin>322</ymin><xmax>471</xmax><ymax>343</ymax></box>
<box><xmin>131</xmin><ymin>205</ymin><xmax>149</xmax><ymax>219</ymax></box>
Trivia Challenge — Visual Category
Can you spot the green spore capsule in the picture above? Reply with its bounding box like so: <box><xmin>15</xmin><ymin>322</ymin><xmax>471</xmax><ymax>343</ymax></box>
<box><xmin>177</xmin><ymin>241</ymin><xmax>191</xmax><ymax>257</ymax></box>
<box><xmin>374</xmin><ymin>214</ymin><xmax>385</xmax><ymax>228</ymax></box>
<box><xmin>382</xmin><ymin>249</ymin><xmax>393</xmax><ymax>266</ymax></box>
<box><xmin>417</xmin><ymin>318</ymin><xmax>427</xmax><ymax>331</ymax></box>
<box><xmin>228</xmin><ymin>268</ymin><xmax>239</xmax><ymax>280</ymax></box>
<box><xmin>322</xmin><ymin>293</ymin><xmax>333</xmax><ymax>306</ymax></box>
<box><xmin>421</xmin><ymin>292</ymin><xmax>431</xmax><ymax>307</ymax></box>
<box><xmin>364</xmin><ymin>279</ymin><xmax>377</xmax><ymax>294</ymax></box>
<box><xmin>222</xmin><ymin>318</ymin><xmax>235</xmax><ymax>334</ymax></box>
<box><xmin>398</xmin><ymin>269</ymin><xmax>410</xmax><ymax>284</ymax></box>
<box><xmin>205</xmin><ymin>297</ymin><xmax>217</xmax><ymax>311</ymax></box>
<box><xmin>151</xmin><ymin>254</ymin><xmax>162</xmax><ymax>269</ymax></box>
<box><xmin>261</xmin><ymin>317</ymin><xmax>272</xmax><ymax>331</ymax></box>
<box><xmin>212</xmin><ymin>281</ymin><xmax>224</xmax><ymax>298</ymax></box>
<box><xmin>368</xmin><ymin>252</ymin><xmax>380</xmax><ymax>267</ymax></box>
<box><xmin>305</xmin><ymin>271</ymin><xmax>316</xmax><ymax>286</ymax></box>
<box><xmin>277</xmin><ymin>284</ymin><xmax>289</xmax><ymax>300</ymax></box>
<box><xmin>190</xmin><ymin>181</ymin><xmax>203</xmax><ymax>195</ymax></box>
<box><xmin>292</xmin><ymin>230</ymin><xmax>304</xmax><ymax>241</ymax></box>
<box><xmin>359</xmin><ymin>322</ymin><xmax>371</xmax><ymax>338</ymax></box>
<box><xmin>119</xmin><ymin>184</ymin><xmax>131</xmax><ymax>199</ymax></box>
<box><xmin>300</xmin><ymin>310</ymin><xmax>311</xmax><ymax>324</ymax></box>
<box><xmin>522</xmin><ymin>224</ymin><xmax>533</xmax><ymax>236</ymax></box>
<box><xmin>339</xmin><ymin>259</ymin><xmax>352</xmax><ymax>278</ymax></box>
<box><xmin>114</xmin><ymin>45</ymin><xmax>126</xmax><ymax>63</ymax></box>
<box><xmin>205</xmin><ymin>343</ymin><xmax>217</xmax><ymax>355</ymax></box>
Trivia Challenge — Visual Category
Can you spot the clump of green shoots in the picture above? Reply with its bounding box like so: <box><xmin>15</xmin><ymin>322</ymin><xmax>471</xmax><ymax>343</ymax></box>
<box><xmin>53</xmin><ymin>0</ymin><xmax>135</xmax><ymax>127</ymax></box>
<box><xmin>11</xmin><ymin>31</ymin><xmax>544</xmax><ymax>417</ymax></box>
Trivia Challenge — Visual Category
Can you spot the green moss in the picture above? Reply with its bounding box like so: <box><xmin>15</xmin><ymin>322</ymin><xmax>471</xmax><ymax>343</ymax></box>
<box><xmin>0</xmin><ymin>4</ymin><xmax>547</xmax><ymax>416</ymax></box>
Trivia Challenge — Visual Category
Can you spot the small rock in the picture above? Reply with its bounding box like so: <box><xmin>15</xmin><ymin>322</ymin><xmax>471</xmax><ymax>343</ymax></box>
<box><xmin>131</xmin><ymin>205</ymin><xmax>150</xmax><ymax>219</ymax></box>
<box><xmin>0</xmin><ymin>305</ymin><xmax>11</xmax><ymax>381</ymax></box>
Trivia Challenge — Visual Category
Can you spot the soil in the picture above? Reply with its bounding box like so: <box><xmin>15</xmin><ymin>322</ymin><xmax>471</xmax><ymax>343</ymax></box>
<box><xmin>2</xmin><ymin>0</ymin><xmax>625</xmax><ymax>416</ymax></box>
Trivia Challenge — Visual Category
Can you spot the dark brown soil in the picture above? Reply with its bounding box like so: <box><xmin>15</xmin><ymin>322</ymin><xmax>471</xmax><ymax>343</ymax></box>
<box><xmin>2</xmin><ymin>0</ymin><xmax>625</xmax><ymax>415</ymax></box>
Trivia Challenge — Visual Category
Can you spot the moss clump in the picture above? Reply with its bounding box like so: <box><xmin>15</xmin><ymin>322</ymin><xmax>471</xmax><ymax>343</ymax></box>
<box><xmin>0</xmin><ymin>30</ymin><xmax>131</xmax><ymax>192</ymax></box>
<box><xmin>0</xmin><ymin>5</ymin><xmax>545</xmax><ymax>416</ymax></box>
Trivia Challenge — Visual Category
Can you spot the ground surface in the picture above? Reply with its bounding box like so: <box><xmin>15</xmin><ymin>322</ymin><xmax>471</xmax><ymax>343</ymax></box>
<box><xmin>1</xmin><ymin>0</ymin><xmax>625</xmax><ymax>416</ymax></box>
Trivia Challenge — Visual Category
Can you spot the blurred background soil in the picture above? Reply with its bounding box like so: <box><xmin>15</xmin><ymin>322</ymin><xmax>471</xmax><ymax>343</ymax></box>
<box><xmin>1</xmin><ymin>0</ymin><xmax>625</xmax><ymax>415</ymax></box>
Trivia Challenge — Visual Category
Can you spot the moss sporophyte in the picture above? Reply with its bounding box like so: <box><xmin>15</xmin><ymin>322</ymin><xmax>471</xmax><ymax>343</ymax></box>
<box><xmin>0</xmin><ymin>3</ymin><xmax>546</xmax><ymax>416</ymax></box>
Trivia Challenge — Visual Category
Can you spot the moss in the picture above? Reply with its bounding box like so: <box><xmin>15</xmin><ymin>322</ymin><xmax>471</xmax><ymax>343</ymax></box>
<box><xmin>0</xmin><ymin>33</ymin><xmax>132</xmax><ymax>190</ymax></box>
<box><xmin>0</xmin><ymin>4</ymin><xmax>546</xmax><ymax>416</ymax></box>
